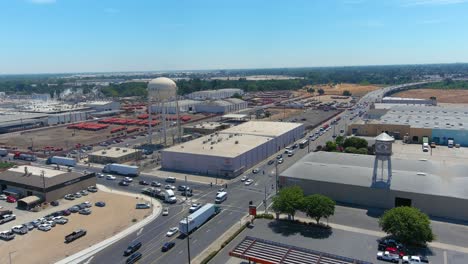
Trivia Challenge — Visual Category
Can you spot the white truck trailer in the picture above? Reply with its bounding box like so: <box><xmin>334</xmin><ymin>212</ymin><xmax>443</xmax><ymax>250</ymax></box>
<box><xmin>179</xmin><ymin>203</ymin><xmax>220</xmax><ymax>235</ymax></box>
<box><xmin>102</xmin><ymin>163</ymin><xmax>139</xmax><ymax>176</ymax></box>
<box><xmin>46</xmin><ymin>156</ymin><xmax>77</xmax><ymax>167</ymax></box>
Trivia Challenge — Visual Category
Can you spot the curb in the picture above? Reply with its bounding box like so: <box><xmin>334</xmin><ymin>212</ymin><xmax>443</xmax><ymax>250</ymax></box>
<box><xmin>55</xmin><ymin>184</ymin><xmax>161</xmax><ymax>264</ymax></box>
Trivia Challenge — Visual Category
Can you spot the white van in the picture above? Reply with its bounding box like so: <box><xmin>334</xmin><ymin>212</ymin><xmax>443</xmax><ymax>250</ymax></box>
<box><xmin>215</xmin><ymin>192</ymin><xmax>227</xmax><ymax>204</ymax></box>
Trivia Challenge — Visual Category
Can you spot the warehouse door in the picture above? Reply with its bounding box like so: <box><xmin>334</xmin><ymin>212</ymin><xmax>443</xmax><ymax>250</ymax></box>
<box><xmin>395</xmin><ymin>197</ymin><xmax>412</xmax><ymax>207</ymax></box>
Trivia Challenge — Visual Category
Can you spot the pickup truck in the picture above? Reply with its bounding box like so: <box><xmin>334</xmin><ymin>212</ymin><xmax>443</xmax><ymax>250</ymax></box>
<box><xmin>377</xmin><ymin>251</ymin><xmax>400</xmax><ymax>263</ymax></box>
<box><xmin>65</xmin><ymin>229</ymin><xmax>87</xmax><ymax>243</ymax></box>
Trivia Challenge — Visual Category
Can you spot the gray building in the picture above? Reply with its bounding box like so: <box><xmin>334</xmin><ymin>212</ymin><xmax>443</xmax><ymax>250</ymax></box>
<box><xmin>162</xmin><ymin>121</ymin><xmax>304</xmax><ymax>177</ymax></box>
<box><xmin>280</xmin><ymin>150</ymin><xmax>468</xmax><ymax>222</ymax></box>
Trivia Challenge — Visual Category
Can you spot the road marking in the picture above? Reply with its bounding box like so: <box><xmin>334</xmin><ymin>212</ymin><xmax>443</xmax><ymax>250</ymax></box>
<box><xmin>137</xmin><ymin>228</ymin><xmax>143</xmax><ymax>236</ymax></box>
<box><xmin>178</xmin><ymin>250</ymin><xmax>183</xmax><ymax>255</ymax></box>
<box><xmin>206</xmin><ymin>228</ymin><xmax>211</xmax><ymax>232</ymax></box>
<box><xmin>192</xmin><ymin>239</ymin><xmax>197</xmax><ymax>243</ymax></box>
<box><xmin>444</xmin><ymin>251</ymin><xmax>447</xmax><ymax>264</ymax></box>
<box><xmin>83</xmin><ymin>256</ymin><xmax>94</xmax><ymax>264</ymax></box>
<box><xmin>228</xmin><ymin>211</ymin><xmax>233</xmax><ymax>215</ymax></box>
<box><xmin>217</xmin><ymin>219</ymin><xmax>223</xmax><ymax>224</ymax></box>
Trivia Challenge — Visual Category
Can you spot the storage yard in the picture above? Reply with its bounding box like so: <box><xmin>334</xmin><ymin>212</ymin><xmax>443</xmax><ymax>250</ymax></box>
<box><xmin>0</xmin><ymin>190</ymin><xmax>151</xmax><ymax>264</ymax></box>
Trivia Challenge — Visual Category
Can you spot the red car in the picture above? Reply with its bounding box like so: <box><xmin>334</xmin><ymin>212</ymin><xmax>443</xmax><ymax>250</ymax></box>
<box><xmin>6</xmin><ymin>196</ymin><xmax>16</xmax><ymax>203</ymax></box>
<box><xmin>386</xmin><ymin>247</ymin><xmax>405</xmax><ymax>258</ymax></box>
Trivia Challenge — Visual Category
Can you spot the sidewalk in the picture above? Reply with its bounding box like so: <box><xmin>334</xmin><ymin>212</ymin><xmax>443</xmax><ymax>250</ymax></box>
<box><xmin>55</xmin><ymin>184</ymin><xmax>161</xmax><ymax>264</ymax></box>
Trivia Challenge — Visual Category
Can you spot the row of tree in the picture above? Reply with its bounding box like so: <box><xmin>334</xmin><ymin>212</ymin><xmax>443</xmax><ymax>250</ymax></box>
<box><xmin>324</xmin><ymin>136</ymin><xmax>370</xmax><ymax>154</ymax></box>
<box><xmin>271</xmin><ymin>186</ymin><xmax>335</xmax><ymax>224</ymax></box>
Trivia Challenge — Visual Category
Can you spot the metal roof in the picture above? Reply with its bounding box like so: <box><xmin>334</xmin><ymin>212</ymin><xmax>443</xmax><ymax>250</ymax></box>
<box><xmin>280</xmin><ymin>152</ymin><xmax>468</xmax><ymax>200</ymax></box>
<box><xmin>229</xmin><ymin>236</ymin><xmax>372</xmax><ymax>264</ymax></box>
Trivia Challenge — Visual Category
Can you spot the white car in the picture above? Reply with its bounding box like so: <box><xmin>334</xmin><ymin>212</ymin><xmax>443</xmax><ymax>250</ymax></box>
<box><xmin>96</xmin><ymin>173</ymin><xmax>104</xmax><ymax>178</ymax></box>
<box><xmin>11</xmin><ymin>225</ymin><xmax>28</xmax><ymax>234</ymax></box>
<box><xmin>240</xmin><ymin>176</ymin><xmax>248</xmax><ymax>182</ymax></box>
<box><xmin>52</xmin><ymin>216</ymin><xmax>68</xmax><ymax>225</ymax></box>
<box><xmin>245</xmin><ymin>179</ymin><xmax>254</xmax><ymax>186</ymax></box>
<box><xmin>106</xmin><ymin>175</ymin><xmax>116</xmax><ymax>180</ymax></box>
<box><xmin>277</xmin><ymin>158</ymin><xmax>284</xmax><ymax>164</ymax></box>
<box><xmin>165</xmin><ymin>185</ymin><xmax>175</xmax><ymax>190</ymax></box>
<box><xmin>0</xmin><ymin>194</ymin><xmax>7</xmax><ymax>200</ymax></box>
<box><xmin>162</xmin><ymin>208</ymin><xmax>169</xmax><ymax>216</ymax></box>
<box><xmin>38</xmin><ymin>224</ymin><xmax>52</xmax><ymax>231</ymax></box>
<box><xmin>166</xmin><ymin>227</ymin><xmax>179</xmax><ymax>237</ymax></box>
<box><xmin>45</xmin><ymin>220</ymin><xmax>56</xmax><ymax>227</ymax></box>
<box><xmin>124</xmin><ymin>177</ymin><xmax>133</xmax><ymax>182</ymax></box>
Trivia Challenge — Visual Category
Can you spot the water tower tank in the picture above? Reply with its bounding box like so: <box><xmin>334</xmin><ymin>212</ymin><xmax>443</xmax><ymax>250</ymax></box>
<box><xmin>147</xmin><ymin>77</ymin><xmax>177</xmax><ymax>101</ymax></box>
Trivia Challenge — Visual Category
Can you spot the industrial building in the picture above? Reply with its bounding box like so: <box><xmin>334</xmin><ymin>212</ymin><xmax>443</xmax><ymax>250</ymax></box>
<box><xmin>84</xmin><ymin>101</ymin><xmax>121</xmax><ymax>112</ymax></box>
<box><xmin>183</xmin><ymin>122</ymin><xmax>231</xmax><ymax>135</ymax></box>
<box><xmin>280</xmin><ymin>147</ymin><xmax>468</xmax><ymax>222</ymax></box>
<box><xmin>88</xmin><ymin>147</ymin><xmax>142</xmax><ymax>164</ymax></box>
<box><xmin>0</xmin><ymin>165</ymin><xmax>96</xmax><ymax>207</ymax></box>
<box><xmin>150</xmin><ymin>99</ymin><xmax>201</xmax><ymax>114</ymax></box>
<box><xmin>186</xmin><ymin>88</ymin><xmax>244</xmax><ymax>100</ymax></box>
<box><xmin>162</xmin><ymin>121</ymin><xmax>304</xmax><ymax>177</ymax></box>
<box><xmin>150</xmin><ymin>98</ymin><xmax>248</xmax><ymax>114</ymax></box>
<box><xmin>349</xmin><ymin>104</ymin><xmax>468</xmax><ymax>146</ymax></box>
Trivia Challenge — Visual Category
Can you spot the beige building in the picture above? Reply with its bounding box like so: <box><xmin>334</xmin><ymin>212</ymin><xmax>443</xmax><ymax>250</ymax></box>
<box><xmin>88</xmin><ymin>147</ymin><xmax>142</xmax><ymax>164</ymax></box>
<box><xmin>183</xmin><ymin>122</ymin><xmax>231</xmax><ymax>135</ymax></box>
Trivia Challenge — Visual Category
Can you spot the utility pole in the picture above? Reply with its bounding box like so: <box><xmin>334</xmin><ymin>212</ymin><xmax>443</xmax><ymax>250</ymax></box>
<box><xmin>41</xmin><ymin>170</ymin><xmax>46</xmax><ymax>201</ymax></box>
<box><xmin>264</xmin><ymin>184</ymin><xmax>268</xmax><ymax>213</ymax></box>
<box><xmin>275</xmin><ymin>160</ymin><xmax>279</xmax><ymax>194</ymax></box>
<box><xmin>186</xmin><ymin>214</ymin><xmax>191</xmax><ymax>264</ymax></box>
<box><xmin>185</xmin><ymin>175</ymin><xmax>188</xmax><ymax>202</ymax></box>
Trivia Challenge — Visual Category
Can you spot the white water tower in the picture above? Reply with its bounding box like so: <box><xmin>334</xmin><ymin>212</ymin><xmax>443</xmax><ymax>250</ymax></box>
<box><xmin>147</xmin><ymin>77</ymin><xmax>180</xmax><ymax>145</ymax></box>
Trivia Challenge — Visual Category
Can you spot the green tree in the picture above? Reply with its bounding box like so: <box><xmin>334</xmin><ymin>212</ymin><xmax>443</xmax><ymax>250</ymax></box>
<box><xmin>325</xmin><ymin>141</ymin><xmax>337</xmax><ymax>152</ymax></box>
<box><xmin>342</xmin><ymin>90</ymin><xmax>352</xmax><ymax>96</ymax></box>
<box><xmin>344</xmin><ymin>146</ymin><xmax>357</xmax><ymax>153</ymax></box>
<box><xmin>318</xmin><ymin>88</ymin><xmax>325</xmax><ymax>95</ymax></box>
<box><xmin>307</xmin><ymin>88</ymin><xmax>315</xmax><ymax>94</ymax></box>
<box><xmin>379</xmin><ymin>207</ymin><xmax>435</xmax><ymax>245</ymax></box>
<box><xmin>335</xmin><ymin>135</ymin><xmax>345</xmax><ymax>147</ymax></box>
<box><xmin>271</xmin><ymin>186</ymin><xmax>304</xmax><ymax>220</ymax></box>
<box><xmin>343</xmin><ymin>137</ymin><xmax>368</xmax><ymax>149</ymax></box>
<box><xmin>301</xmin><ymin>194</ymin><xmax>336</xmax><ymax>225</ymax></box>
<box><xmin>355</xmin><ymin>147</ymin><xmax>368</xmax><ymax>155</ymax></box>
<box><xmin>231</xmin><ymin>93</ymin><xmax>243</xmax><ymax>99</ymax></box>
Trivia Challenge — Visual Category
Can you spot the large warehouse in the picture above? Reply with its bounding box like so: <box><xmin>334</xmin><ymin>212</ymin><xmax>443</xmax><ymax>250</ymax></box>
<box><xmin>280</xmin><ymin>150</ymin><xmax>468</xmax><ymax>222</ymax></box>
<box><xmin>88</xmin><ymin>147</ymin><xmax>142</xmax><ymax>164</ymax></box>
<box><xmin>0</xmin><ymin>165</ymin><xmax>96</xmax><ymax>207</ymax></box>
<box><xmin>162</xmin><ymin>121</ymin><xmax>304</xmax><ymax>177</ymax></box>
<box><xmin>349</xmin><ymin>104</ymin><xmax>468</xmax><ymax>146</ymax></box>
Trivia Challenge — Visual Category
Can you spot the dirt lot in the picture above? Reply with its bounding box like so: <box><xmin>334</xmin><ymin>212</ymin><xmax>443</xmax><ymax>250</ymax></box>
<box><xmin>303</xmin><ymin>83</ymin><xmax>381</xmax><ymax>97</ymax></box>
<box><xmin>266</xmin><ymin>108</ymin><xmax>303</xmax><ymax>121</ymax></box>
<box><xmin>393</xmin><ymin>89</ymin><xmax>468</xmax><ymax>104</ymax></box>
<box><xmin>0</xmin><ymin>191</ymin><xmax>151</xmax><ymax>264</ymax></box>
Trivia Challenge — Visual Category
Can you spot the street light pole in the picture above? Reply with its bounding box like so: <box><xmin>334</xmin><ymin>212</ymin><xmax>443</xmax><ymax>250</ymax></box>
<box><xmin>186</xmin><ymin>215</ymin><xmax>191</xmax><ymax>264</ymax></box>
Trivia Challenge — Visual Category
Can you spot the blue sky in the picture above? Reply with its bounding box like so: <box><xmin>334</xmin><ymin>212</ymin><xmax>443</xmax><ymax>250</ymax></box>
<box><xmin>1</xmin><ymin>0</ymin><xmax>468</xmax><ymax>74</ymax></box>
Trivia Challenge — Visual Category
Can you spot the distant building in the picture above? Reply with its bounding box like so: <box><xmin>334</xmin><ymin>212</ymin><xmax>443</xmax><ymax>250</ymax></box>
<box><xmin>183</xmin><ymin>122</ymin><xmax>230</xmax><ymax>135</ymax></box>
<box><xmin>186</xmin><ymin>88</ymin><xmax>244</xmax><ymax>100</ymax></box>
<box><xmin>381</xmin><ymin>97</ymin><xmax>436</xmax><ymax>106</ymax></box>
<box><xmin>88</xmin><ymin>147</ymin><xmax>142</xmax><ymax>164</ymax></box>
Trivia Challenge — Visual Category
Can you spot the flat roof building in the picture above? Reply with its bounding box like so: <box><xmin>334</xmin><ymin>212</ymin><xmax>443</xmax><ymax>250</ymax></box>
<box><xmin>183</xmin><ymin>122</ymin><xmax>230</xmax><ymax>135</ymax></box>
<box><xmin>0</xmin><ymin>165</ymin><xmax>96</xmax><ymax>207</ymax></box>
<box><xmin>280</xmin><ymin>151</ymin><xmax>468</xmax><ymax>222</ymax></box>
<box><xmin>88</xmin><ymin>147</ymin><xmax>142</xmax><ymax>164</ymax></box>
<box><xmin>162</xmin><ymin>121</ymin><xmax>304</xmax><ymax>177</ymax></box>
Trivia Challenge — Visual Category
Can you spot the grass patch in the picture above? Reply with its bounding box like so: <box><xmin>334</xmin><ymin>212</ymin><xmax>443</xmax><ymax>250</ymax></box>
<box><xmin>255</xmin><ymin>213</ymin><xmax>274</xmax><ymax>219</ymax></box>
<box><xmin>0</xmin><ymin>162</ymin><xmax>15</xmax><ymax>169</ymax></box>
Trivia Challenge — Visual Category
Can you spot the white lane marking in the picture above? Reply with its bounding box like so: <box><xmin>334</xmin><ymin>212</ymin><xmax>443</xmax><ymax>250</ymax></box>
<box><xmin>137</xmin><ymin>228</ymin><xmax>144</xmax><ymax>236</ymax></box>
<box><xmin>444</xmin><ymin>251</ymin><xmax>447</xmax><ymax>264</ymax></box>
<box><xmin>178</xmin><ymin>250</ymin><xmax>183</xmax><ymax>255</ymax></box>
<box><xmin>228</xmin><ymin>211</ymin><xmax>233</xmax><ymax>215</ymax></box>
<box><xmin>192</xmin><ymin>239</ymin><xmax>198</xmax><ymax>244</ymax></box>
<box><xmin>217</xmin><ymin>219</ymin><xmax>223</xmax><ymax>224</ymax></box>
<box><xmin>206</xmin><ymin>229</ymin><xmax>211</xmax><ymax>232</ymax></box>
<box><xmin>83</xmin><ymin>256</ymin><xmax>94</xmax><ymax>264</ymax></box>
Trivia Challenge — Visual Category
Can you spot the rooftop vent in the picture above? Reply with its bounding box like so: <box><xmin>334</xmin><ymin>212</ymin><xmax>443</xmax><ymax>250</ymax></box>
<box><xmin>235</xmin><ymin>141</ymin><xmax>239</xmax><ymax>144</ymax></box>
<box><xmin>102</xmin><ymin>151</ymin><xmax>107</xmax><ymax>154</ymax></box>
<box><xmin>123</xmin><ymin>149</ymin><xmax>127</xmax><ymax>152</ymax></box>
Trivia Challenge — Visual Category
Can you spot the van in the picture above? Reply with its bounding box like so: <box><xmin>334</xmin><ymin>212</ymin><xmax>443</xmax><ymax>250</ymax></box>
<box><xmin>215</xmin><ymin>192</ymin><xmax>227</xmax><ymax>204</ymax></box>
<box><xmin>165</xmin><ymin>177</ymin><xmax>176</xmax><ymax>183</ymax></box>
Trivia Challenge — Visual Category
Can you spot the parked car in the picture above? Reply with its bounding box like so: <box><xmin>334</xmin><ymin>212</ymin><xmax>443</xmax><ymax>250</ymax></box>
<box><xmin>276</xmin><ymin>154</ymin><xmax>282</xmax><ymax>159</ymax></box>
<box><xmin>164</xmin><ymin>185</ymin><xmax>175</xmax><ymax>190</ymax></box>
<box><xmin>62</xmin><ymin>210</ymin><xmax>71</xmax><ymax>216</ymax></box>
<box><xmin>240</xmin><ymin>176</ymin><xmax>248</xmax><ymax>182</ymax></box>
<box><xmin>377</xmin><ymin>251</ymin><xmax>400</xmax><ymax>263</ymax></box>
<box><xmin>162</xmin><ymin>208</ymin><xmax>169</xmax><ymax>216</ymax></box>
<box><xmin>378</xmin><ymin>238</ymin><xmax>405</xmax><ymax>251</ymax></box>
<box><xmin>139</xmin><ymin>180</ymin><xmax>149</xmax><ymax>186</ymax></box>
<box><xmin>166</xmin><ymin>227</ymin><xmax>179</xmax><ymax>237</ymax></box>
<box><xmin>182</xmin><ymin>189</ymin><xmax>193</xmax><ymax>197</ymax></box>
<box><xmin>106</xmin><ymin>175</ymin><xmax>116</xmax><ymax>180</ymax></box>
<box><xmin>189</xmin><ymin>203</ymin><xmax>202</xmax><ymax>213</ymax></box>
<box><xmin>403</xmin><ymin>255</ymin><xmax>429</xmax><ymax>263</ymax></box>
<box><xmin>0</xmin><ymin>230</ymin><xmax>15</xmax><ymax>240</ymax></box>
<box><xmin>6</xmin><ymin>196</ymin><xmax>16</xmax><ymax>203</ymax></box>
<box><xmin>161</xmin><ymin>241</ymin><xmax>175</xmax><ymax>252</ymax></box>
<box><xmin>0</xmin><ymin>214</ymin><xmax>16</xmax><ymax>224</ymax></box>
<box><xmin>50</xmin><ymin>200</ymin><xmax>60</xmax><ymax>206</ymax></box>
<box><xmin>0</xmin><ymin>194</ymin><xmax>7</xmax><ymax>200</ymax></box>
<box><xmin>277</xmin><ymin>158</ymin><xmax>284</xmax><ymax>164</ymax></box>
<box><xmin>95</xmin><ymin>201</ymin><xmax>106</xmax><ymax>207</ymax></box>
<box><xmin>74</xmin><ymin>192</ymin><xmax>82</xmax><ymax>198</ymax></box>
<box><xmin>52</xmin><ymin>216</ymin><xmax>68</xmax><ymax>225</ymax></box>
<box><xmin>79</xmin><ymin>208</ymin><xmax>92</xmax><ymax>215</ymax></box>
<box><xmin>64</xmin><ymin>194</ymin><xmax>75</xmax><ymax>200</ymax></box>
<box><xmin>80</xmin><ymin>190</ymin><xmax>89</xmax><ymax>196</ymax></box>
<box><xmin>38</xmin><ymin>224</ymin><xmax>52</xmax><ymax>231</ymax></box>
<box><xmin>69</xmin><ymin>206</ymin><xmax>80</xmax><ymax>213</ymax></box>
<box><xmin>267</xmin><ymin>160</ymin><xmax>275</xmax><ymax>165</ymax></box>
<box><xmin>151</xmin><ymin>181</ymin><xmax>161</xmax><ymax>187</ymax></box>
<box><xmin>124</xmin><ymin>241</ymin><xmax>142</xmax><ymax>256</ymax></box>
<box><xmin>245</xmin><ymin>179</ymin><xmax>254</xmax><ymax>186</ymax></box>
<box><xmin>136</xmin><ymin>203</ymin><xmax>151</xmax><ymax>209</ymax></box>
<box><xmin>11</xmin><ymin>225</ymin><xmax>28</xmax><ymax>235</ymax></box>
<box><xmin>87</xmin><ymin>186</ymin><xmax>98</xmax><ymax>193</ymax></box>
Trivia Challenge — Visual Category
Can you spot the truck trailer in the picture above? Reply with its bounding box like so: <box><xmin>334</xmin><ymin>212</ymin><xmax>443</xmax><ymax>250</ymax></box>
<box><xmin>46</xmin><ymin>156</ymin><xmax>77</xmax><ymax>167</ymax></box>
<box><xmin>179</xmin><ymin>203</ymin><xmax>220</xmax><ymax>235</ymax></box>
<box><xmin>102</xmin><ymin>163</ymin><xmax>139</xmax><ymax>176</ymax></box>
<box><xmin>65</xmin><ymin>229</ymin><xmax>87</xmax><ymax>243</ymax></box>
<box><xmin>13</xmin><ymin>152</ymin><xmax>37</xmax><ymax>161</ymax></box>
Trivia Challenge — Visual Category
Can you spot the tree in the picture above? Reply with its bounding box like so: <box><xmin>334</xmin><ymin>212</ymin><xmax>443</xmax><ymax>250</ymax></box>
<box><xmin>307</xmin><ymin>88</ymin><xmax>315</xmax><ymax>94</ymax></box>
<box><xmin>355</xmin><ymin>147</ymin><xmax>368</xmax><ymax>155</ymax></box>
<box><xmin>231</xmin><ymin>93</ymin><xmax>243</xmax><ymax>99</ymax></box>
<box><xmin>342</xmin><ymin>90</ymin><xmax>352</xmax><ymax>96</ymax></box>
<box><xmin>318</xmin><ymin>88</ymin><xmax>325</xmax><ymax>95</ymax></box>
<box><xmin>343</xmin><ymin>137</ymin><xmax>368</xmax><ymax>149</ymax></box>
<box><xmin>325</xmin><ymin>141</ymin><xmax>337</xmax><ymax>152</ymax></box>
<box><xmin>271</xmin><ymin>186</ymin><xmax>304</xmax><ymax>220</ymax></box>
<box><xmin>301</xmin><ymin>194</ymin><xmax>335</xmax><ymax>225</ymax></box>
<box><xmin>344</xmin><ymin>146</ymin><xmax>357</xmax><ymax>153</ymax></box>
<box><xmin>335</xmin><ymin>135</ymin><xmax>345</xmax><ymax>147</ymax></box>
<box><xmin>379</xmin><ymin>206</ymin><xmax>435</xmax><ymax>245</ymax></box>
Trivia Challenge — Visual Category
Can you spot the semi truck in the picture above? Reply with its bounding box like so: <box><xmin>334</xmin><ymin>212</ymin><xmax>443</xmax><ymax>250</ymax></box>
<box><xmin>0</xmin><ymin>148</ymin><xmax>8</xmax><ymax>157</ymax></box>
<box><xmin>141</xmin><ymin>187</ymin><xmax>177</xmax><ymax>203</ymax></box>
<box><xmin>179</xmin><ymin>203</ymin><xmax>220</xmax><ymax>235</ymax></box>
<box><xmin>13</xmin><ymin>152</ymin><xmax>37</xmax><ymax>161</ymax></box>
<box><xmin>65</xmin><ymin>229</ymin><xmax>87</xmax><ymax>243</ymax></box>
<box><xmin>46</xmin><ymin>156</ymin><xmax>77</xmax><ymax>167</ymax></box>
<box><xmin>102</xmin><ymin>163</ymin><xmax>139</xmax><ymax>176</ymax></box>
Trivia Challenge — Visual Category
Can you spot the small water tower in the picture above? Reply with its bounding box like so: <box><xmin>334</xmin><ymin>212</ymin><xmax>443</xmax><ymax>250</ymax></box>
<box><xmin>372</xmin><ymin>132</ymin><xmax>394</xmax><ymax>188</ymax></box>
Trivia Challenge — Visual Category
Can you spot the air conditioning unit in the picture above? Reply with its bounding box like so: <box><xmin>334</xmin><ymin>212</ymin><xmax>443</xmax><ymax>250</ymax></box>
<box><xmin>102</xmin><ymin>151</ymin><xmax>106</xmax><ymax>154</ymax></box>
<box><xmin>116</xmin><ymin>148</ymin><xmax>120</xmax><ymax>151</ymax></box>
<box><xmin>235</xmin><ymin>141</ymin><xmax>239</xmax><ymax>144</ymax></box>
<box><xmin>122</xmin><ymin>149</ymin><xmax>127</xmax><ymax>152</ymax></box>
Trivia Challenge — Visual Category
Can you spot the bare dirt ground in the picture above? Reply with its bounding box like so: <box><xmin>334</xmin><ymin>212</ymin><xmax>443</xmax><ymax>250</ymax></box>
<box><xmin>302</xmin><ymin>83</ymin><xmax>381</xmax><ymax>97</ymax></box>
<box><xmin>393</xmin><ymin>89</ymin><xmax>468</xmax><ymax>104</ymax></box>
<box><xmin>0</xmin><ymin>191</ymin><xmax>150</xmax><ymax>264</ymax></box>
<box><xmin>266</xmin><ymin>108</ymin><xmax>303</xmax><ymax>121</ymax></box>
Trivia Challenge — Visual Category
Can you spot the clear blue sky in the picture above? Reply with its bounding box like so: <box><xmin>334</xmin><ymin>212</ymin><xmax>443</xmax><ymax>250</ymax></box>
<box><xmin>1</xmin><ymin>0</ymin><xmax>468</xmax><ymax>74</ymax></box>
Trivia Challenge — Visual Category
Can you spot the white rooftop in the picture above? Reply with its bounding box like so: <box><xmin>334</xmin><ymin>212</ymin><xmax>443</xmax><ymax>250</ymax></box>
<box><xmin>89</xmin><ymin>147</ymin><xmax>141</xmax><ymax>158</ymax></box>
<box><xmin>221</xmin><ymin>121</ymin><xmax>302</xmax><ymax>137</ymax></box>
<box><xmin>9</xmin><ymin>165</ymin><xmax>65</xmax><ymax>178</ymax></box>
<box><xmin>222</xmin><ymin>114</ymin><xmax>248</xmax><ymax>119</ymax></box>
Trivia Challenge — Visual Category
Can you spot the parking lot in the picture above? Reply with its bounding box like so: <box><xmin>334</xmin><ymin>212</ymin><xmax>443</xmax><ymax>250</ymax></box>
<box><xmin>211</xmin><ymin>218</ymin><xmax>468</xmax><ymax>264</ymax></box>
<box><xmin>0</xmin><ymin>189</ymin><xmax>153</xmax><ymax>264</ymax></box>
